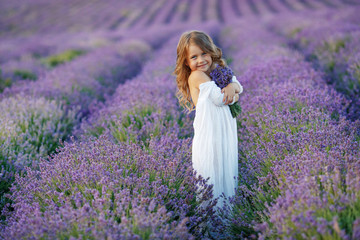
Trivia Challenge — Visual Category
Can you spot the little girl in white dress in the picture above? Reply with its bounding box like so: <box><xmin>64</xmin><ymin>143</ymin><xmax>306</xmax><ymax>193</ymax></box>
<box><xmin>174</xmin><ymin>30</ymin><xmax>243</xmax><ymax>208</ymax></box>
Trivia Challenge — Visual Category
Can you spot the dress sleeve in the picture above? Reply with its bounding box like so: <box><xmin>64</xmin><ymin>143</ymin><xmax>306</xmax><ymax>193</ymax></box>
<box><xmin>232</xmin><ymin>76</ymin><xmax>243</xmax><ymax>94</ymax></box>
<box><xmin>208</xmin><ymin>83</ymin><xmax>226</xmax><ymax>106</ymax></box>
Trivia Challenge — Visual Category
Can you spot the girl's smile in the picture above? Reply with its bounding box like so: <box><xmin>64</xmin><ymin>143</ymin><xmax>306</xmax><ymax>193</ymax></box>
<box><xmin>187</xmin><ymin>43</ymin><xmax>213</xmax><ymax>74</ymax></box>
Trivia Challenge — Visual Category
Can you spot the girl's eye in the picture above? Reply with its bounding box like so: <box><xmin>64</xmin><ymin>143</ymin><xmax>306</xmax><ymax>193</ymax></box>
<box><xmin>202</xmin><ymin>53</ymin><xmax>207</xmax><ymax>55</ymax></box>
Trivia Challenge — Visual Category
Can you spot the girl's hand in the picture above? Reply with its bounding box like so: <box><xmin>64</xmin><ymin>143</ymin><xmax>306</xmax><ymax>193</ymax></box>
<box><xmin>234</xmin><ymin>94</ymin><xmax>239</xmax><ymax>102</ymax></box>
<box><xmin>221</xmin><ymin>84</ymin><xmax>236</xmax><ymax>105</ymax></box>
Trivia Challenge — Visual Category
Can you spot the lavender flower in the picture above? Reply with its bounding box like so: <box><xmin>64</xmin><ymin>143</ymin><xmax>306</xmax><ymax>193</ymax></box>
<box><xmin>269</xmin><ymin>8</ymin><xmax>360</xmax><ymax>120</ymax></box>
<box><xmin>215</xmin><ymin>18</ymin><xmax>360</xmax><ymax>239</ymax></box>
<box><xmin>1</xmin><ymin>134</ymin><xmax>216</xmax><ymax>239</ymax></box>
<box><xmin>210</xmin><ymin>65</ymin><xmax>242</xmax><ymax>118</ymax></box>
<box><xmin>1</xmin><ymin>1</ymin><xmax>359</xmax><ymax>239</ymax></box>
<box><xmin>210</xmin><ymin>65</ymin><xmax>234</xmax><ymax>89</ymax></box>
<box><xmin>1</xmin><ymin>29</ymin><xmax>223</xmax><ymax>239</ymax></box>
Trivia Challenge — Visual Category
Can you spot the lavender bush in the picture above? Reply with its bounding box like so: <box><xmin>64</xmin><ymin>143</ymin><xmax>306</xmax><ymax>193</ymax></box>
<box><xmin>1</xmin><ymin>135</ymin><xmax>215</xmax><ymax>239</ymax></box>
<box><xmin>1</xmin><ymin>1</ymin><xmax>360</xmax><ymax>239</ymax></box>
<box><xmin>0</xmin><ymin>94</ymin><xmax>78</xmax><ymax>217</ymax></box>
<box><xmin>262</xmin><ymin>127</ymin><xmax>360</xmax><ymax>239</ymax></box>
<box><xmin>81</xmin><ymin>22</ymin><xmax>222</xmax><ymax>144</ymax></box>
<box><xmin>41</xmin><ymin>49</ymin><xmax>86</xmax><ymax>68</ymax></box>
<box><xmin>0</xmin><ymin>30</ymin><xmax>116</xmax><ymax>66</ymax></box>
<box><xmin>1</xmin><ymin>24</ymin><xmax>224</xmax><ymax>238</ymax></box>
<box><xmin>216</xmin><ymin>20</ymin><xmax>360</xmax><ymax>239</ymax></box>
<box><xmin>0</xmin><ymin>0</ymin><xmax>157</xmax><ymax>37</ymax></box>
<box><xmin>0</xmin><ymin>95</ymin><xmax>78</xmax><ymax>175</ymax></box>
<box><xmin>0</xmin><ymin>32</ymin><xmax>113</xmax><ymax>93</ymax></box>
<box><xmin>267</xmin><ymin>6</ymin><xmax>360</xmax><ymax>120</ymax></box>
<box><xmin>0</xmin><ymin>69</ymin><xmax>12</xmax><ymax>93</ymax></box>
<box><xmin>1</xmin><ymin>40</ymin><xmax>151</xmax><ymax>116</ymax></box>
<box><xmin>0</xmin><ymin>34</ymin><xmax>152</xmax><ymax>226</ymax></box>
<box><xmin>79</xmin><ymin>36</ymin><xmax>198</xmax><ymax>145</ymax></box>
<box><xmin>1</xmin><ymin>60</ymin><xmax>41</xmax><ymax>85</ymax></box>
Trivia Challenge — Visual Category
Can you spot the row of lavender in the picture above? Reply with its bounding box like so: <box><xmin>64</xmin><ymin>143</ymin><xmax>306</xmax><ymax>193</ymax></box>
<box><xmin>0</xmin><ymin>21</ymin><xmax>183</xmax><ymax>176</ymax></box>
<box><xmin>1</xmin><ymin>0</ymin><xmax>356</xmax><ymax>39</ymax></box>
<box><xmin>4</xmin><ymin>15</ymin><xmax>359</xmax><ymax>238</ymax></box>
<box><xmin>0</xmin><ymin>34</ymin><xmax>152</xmax><ymax>221</ymax></box>
<box><xmin>0</xmin><ymin>0</ymin><xmax>153</xmax><ymax>37</ymax></box>
<box><xmin>1</xmin><ymin>23</ymin><xmax>221</xmax><ymax>239</ymax></box>
<box><xmin>0</xmin><ymin>22</ymin><xmax>181</xmax><ymax>96</ymax></box>
<box><xmin>3</xmin><ymin>2</ymin><xmax>358</xmax><ymax>96</ymax></box>
<box><xmin>0</xmin><ymin>0</ymin><xmax>172</xmax><ymax>94</ymax></box>
<box><xmin>267</xmin><ymin>6</ymin><xmax>360</xmax><ymax>120</ymax></box>
<box><xmin>0</xmin><ymin>20</ymin><xmax>187</xmax><ymax>213</ymax></box>
<box><xmin>2</xmin><ymin>7</ymin><xmax>360</xmax><ymax>240</ymax></box>
<box><xmin>217</xmin><ymin>16</ymin><xmax>360</xmax><ymax>239</ymax></box>
<box><xmin>0</xmin><ymin>31</ymin><xmax>119</xmax><ymax>90</ymax></box>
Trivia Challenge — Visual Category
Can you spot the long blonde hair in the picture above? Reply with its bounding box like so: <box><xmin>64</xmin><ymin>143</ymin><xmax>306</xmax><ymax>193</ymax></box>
<box><xmin>174</xmin><ymin>30</ymin><xmax>226</xmax><ymax>112</ymax></box>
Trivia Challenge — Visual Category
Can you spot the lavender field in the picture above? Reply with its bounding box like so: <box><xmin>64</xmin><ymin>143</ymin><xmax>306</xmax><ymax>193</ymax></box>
<box><xmin>1</xmin><ymin>0</ymin><xmax>360</xmax><ymax>239</ymax></box>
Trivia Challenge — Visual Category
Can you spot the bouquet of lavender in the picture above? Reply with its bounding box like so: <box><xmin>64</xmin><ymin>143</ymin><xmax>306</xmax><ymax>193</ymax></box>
<box><xmin>210</xmin><ymin>65</ymin><xmax>242</xmax><ymax>118</ymax></box>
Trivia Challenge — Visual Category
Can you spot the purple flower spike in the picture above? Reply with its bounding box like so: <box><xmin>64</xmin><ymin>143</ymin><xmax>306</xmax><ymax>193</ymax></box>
<box><xmin>210</xmin><ymin>65</ymin><xmax>234</xmax><ymax>89</ymax></box>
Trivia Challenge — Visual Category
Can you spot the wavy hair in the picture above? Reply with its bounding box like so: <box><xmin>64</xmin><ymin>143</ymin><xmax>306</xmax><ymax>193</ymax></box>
<box><xmin>174</xmin><ymin>30</ymin><xmax>226</xmax><ymax>112</ymax></box>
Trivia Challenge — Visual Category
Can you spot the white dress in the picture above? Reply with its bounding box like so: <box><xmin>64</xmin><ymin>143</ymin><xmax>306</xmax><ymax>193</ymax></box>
<box><xmin>192</xmin><ymin>76</ymin><xmax>243</xmax><ymax>208</ymax></box>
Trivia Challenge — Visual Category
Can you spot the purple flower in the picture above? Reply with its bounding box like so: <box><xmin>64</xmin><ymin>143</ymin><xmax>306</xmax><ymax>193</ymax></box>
<box><xmin>209</xmin><ymin>65</ymin><xmax>242</xmax><ymax>118</ymax></box>
<box><xmin>210</xmin><ymin>65</ymin><xmax>234</xmax><ymax>89</ymax></box>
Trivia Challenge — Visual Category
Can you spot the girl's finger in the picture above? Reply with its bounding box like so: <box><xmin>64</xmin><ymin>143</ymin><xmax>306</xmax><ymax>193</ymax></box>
<box><xmin>227</xmin><ymin>95</ymin><xmax>234</xmax><ymax>104</ymax></box>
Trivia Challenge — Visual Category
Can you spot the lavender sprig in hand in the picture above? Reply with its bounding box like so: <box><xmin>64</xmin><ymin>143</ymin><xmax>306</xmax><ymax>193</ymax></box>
<box><xmin>210</xmin><ymin>65</ymin><xmax>242</xmax><ymax>118</ymax></box>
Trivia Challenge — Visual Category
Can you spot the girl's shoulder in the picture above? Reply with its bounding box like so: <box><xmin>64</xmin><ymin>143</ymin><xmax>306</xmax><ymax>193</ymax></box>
<box><xmin>188</xmin><ymin>71</ymin><xmax>211</xmax><ymax>88</ymax></box>
<box><xmin>189</xmin><ymin>70</ymin><xmax>208</xmax><ymax>78</ymax></box>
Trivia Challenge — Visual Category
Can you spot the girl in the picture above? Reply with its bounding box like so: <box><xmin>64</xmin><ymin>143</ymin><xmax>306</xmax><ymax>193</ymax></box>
<box><xmin>174</xmin><ymin>30</ymin><xmax>243</xmax><ymax>208</ymax></box>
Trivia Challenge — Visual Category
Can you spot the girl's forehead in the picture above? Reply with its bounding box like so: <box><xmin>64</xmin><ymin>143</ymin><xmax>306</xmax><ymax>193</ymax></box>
<box><xmin>188</xmin><ymin>43</ymin><xmax>204</xmax><ymax>53</ymax></box>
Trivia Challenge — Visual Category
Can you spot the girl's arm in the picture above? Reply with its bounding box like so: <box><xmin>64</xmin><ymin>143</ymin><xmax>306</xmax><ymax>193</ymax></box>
<box><xmin>209</xmin><ymin>84</ymin><xmax>231</xmax><ymax>106</ymax></box>
<box><xmin>221</xmin><ymin>76</ymin><xmax>243</xmax><ymax>104</ymax></box>
<box><xmin>188</xmin><ymin>70</ymin><xmax>211</xmax><ymax>106</ymax></box>
<box><xmin>189</xmin><ymin>71</ymin><xmax>240</xmax><ymax>107</ymax></box>
<box><xmin>189</xmin><ymin>71</ymin><xmax>228</xmax><ymax>107</ymax></box>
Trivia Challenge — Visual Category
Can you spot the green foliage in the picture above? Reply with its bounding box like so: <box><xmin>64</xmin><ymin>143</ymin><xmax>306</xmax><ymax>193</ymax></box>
<box><xmin>79</xmin><ymin>86</ymin><xmax>97</xmax><ymax>97</ymax></box>
<box><xmin>272</xmin><ymin>170</ymin><xmax>360</xmax><ymax>240</ymax></box>
<box><xmin>229</xmin><ymin>102</ymin><xmax>242</xmax><ymax>118</ymax></box>
<box><xmin>289</xmin><ymin>27</ymin><xmax>302</xmax><ymax>38</ymax></box>
<box><xmin>226</xmin><ymin>57</ymin><xmax>233</xmax><ymax>65</ymax></box>
<box><xmin>311</xmin><ymin>36</ymin><xmax>360</xmax><ymax>98</ymax></box>
<box><xmin>0</xmin><ymin>69</ymin><xmax>12</xmax><ymax>93</ymax></box>
<box><xmin>41</xmin><ymin>49</ymin><xmax>86</xmax><ymax>67</ymax></box>
<box><xmin>0</xmin><ymin>95</ymin><xmax>78</xmax><ymax>206</ymax></box>
<box><xmin>28</xmin><ymin>136</ymin><xmax>193</xmax><ymax>239</ymax></box>
<box><xmin>350</xmin><ymin>60</ymin><xmax>360</xmax><ymax>85</ymax></box>
<box><xmin>86</xmin><ymin>125</ymin><xmax>106</xmax><ymax>138</ymax></box>
<box><xmin>312</xmin><ymin>181</ymin><xmax>360</xmax><ymax>238</ymax></box>
<box><xmin>314</xmin><ymin>38</ymin><xmax>348</xmax><ymax>76</ymax></box>
<box><xmin>229</xmin><ymin>97</ymin><xmax>334</xmax><ymax>237</ymax></box>
<box><xmin>13</xmin><ymin>69</ymin><xmax>37</xmax><ymax>80</ymax></box>
<box><xmin>322</xmin><ymin>38</ymin><xmax>347</xmax><ymax>54</ymax></box>
<box><xmin>87</xmin><ymin>105</ymin><xmax>178</xmax><ymax>148</ymax></box>
<box><xmin>111</xmin><ymin>106</ymin><xmax>162</xmax><ymax>145</ymax></box>
<box><xmin>0</xmin><ymin>179</ymin><xmax>13</xmax><ymax>222</ymax></box>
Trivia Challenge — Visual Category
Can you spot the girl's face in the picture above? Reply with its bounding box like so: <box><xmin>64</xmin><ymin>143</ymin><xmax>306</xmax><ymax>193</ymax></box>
<box><xmin>187</xmin><ymin>43</ymin><xmax>212</xmax><ymax>74</ymax></box>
